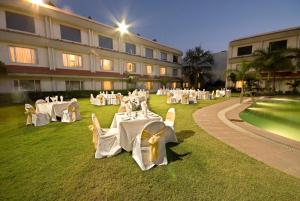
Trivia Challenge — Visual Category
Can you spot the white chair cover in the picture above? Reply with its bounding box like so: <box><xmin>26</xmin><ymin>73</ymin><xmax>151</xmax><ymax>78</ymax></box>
<box><xmin>164</xmin><ymin>108</ymin><xmax>178</xmax><ymax>143</ymax></box>
<box><xmin>89</xmin><ymin>113</ymin><xmax>121</xmax><ymax>158</ymax></box>
<box><xmin>132</xmin><ymin>121</ymin><xmax>168</xmax><ymax>171</ymax></box>
<box><xmin>61</xmin><ymin>101</ymin><xmax>80</xmax><ymax>123</ymax></box>
<box><xmin>25</xmin><ymin>104</ymin><xmax>50</xmax><ymax>126</ymax></box>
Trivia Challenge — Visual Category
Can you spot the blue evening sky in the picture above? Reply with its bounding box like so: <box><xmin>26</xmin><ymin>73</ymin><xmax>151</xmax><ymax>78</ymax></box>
<box><xmin>55</xmin><ymin>0</ymin><xmax>300</xmax><ymax>53</ymax></box>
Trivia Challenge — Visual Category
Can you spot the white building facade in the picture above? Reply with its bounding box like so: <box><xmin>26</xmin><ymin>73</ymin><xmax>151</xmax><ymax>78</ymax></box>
<box><xmin>0</xmin><ymin>0</ymin><xmax>183</xmax><ymax>93</ymax></box>
<box><xmin>227</xmin><ymin>26</ymin><xmax>300</xmax><ymax>92</ymax></box>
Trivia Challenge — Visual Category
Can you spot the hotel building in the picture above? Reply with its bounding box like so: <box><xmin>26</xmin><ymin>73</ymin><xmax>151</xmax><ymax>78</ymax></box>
<box><xmin>227</xmin><ymin>26</ymin><xmax>300</xmax><ymax>92</ymax></box>
<box><xmin>0</xmin><ymin>0</ymin><xmax>182</xmax><ymax>94</ymax></box>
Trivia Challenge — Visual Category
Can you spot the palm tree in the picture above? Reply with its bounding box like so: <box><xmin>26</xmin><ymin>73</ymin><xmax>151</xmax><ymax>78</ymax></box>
<box><xmin>250</xmin><ymin>47</ymin><xmax>294</xmax><ymax>93</ymax></box>
<box><xmin>227</xmin><ymin>60</ymin><xmax>258</xmax><ymax>103</ymax></box>
<box><xmin>182</xmin><ymin>46</ymin><xmax>214</xmax><ymax>89</ymax></box>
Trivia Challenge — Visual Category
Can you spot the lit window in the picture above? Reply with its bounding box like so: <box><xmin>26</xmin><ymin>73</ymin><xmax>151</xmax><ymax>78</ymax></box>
<box><xmin>100</xmin><ymin>59</ymin><xmax>112</xmax><ymax>71</ymax></box>
<box><xmin>172</xmin><ymin>82</ymin><xmax>177</xmax><ymax>89</ymax></box>
<box><xmin>9</xmin><ymin>46</ymin><xmax>37</xmax><ymax>64</ymax></box>
<box><xmin>63</xmin><ymin>53</ymin><xmax>82</xmax><ymax>67</ymax></box>
<box><xmin>145</xmin><ymin>81</ymin><xmax>153</xmax><ymax>90</ymax></box>
<box><xmin>127</xmin><ymin>63</ymin><xmax>136</xmax><ymax>72</ymax></box>
<box><xmin>103</xmin><ymin>81</ymin><xmax>112</xmax><ymax>90</ymax></box>
<box><xmin>146</xmin><ymin>65</ymin><xmax>152</xmax><ymax>75</ymax></box>
<box><xmin>160</xmin><ymin>67</ymin><xmax>166</xmax><ymax>75</ymax></box>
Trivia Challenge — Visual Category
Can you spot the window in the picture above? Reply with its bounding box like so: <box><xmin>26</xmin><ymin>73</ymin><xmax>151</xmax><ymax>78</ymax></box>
<box><xmin>145</xmin><ymin>48</ymin><xmax>153</xmax><ymax>58</ymax></box>
<box><xmin>9</xmin><ymin>46</ymin><xmax>37</xmax><ymax>64</ymax></box>
<box><xmin>60</xmin><ymin>25</ymin><xmax>81</xmax><ymax>43</ymax></box>
<box><xmin>161</xmin><ymin>52</ymin><xmax>167</xmax><ymax>61</ymax></box>
<box><xmin>103</xmin><ymin>81</ymin><xmax>112</xmax><ymax>90</ymax></box>
<box><xmin>99</xmin><ymin>36</ymin><xmax>113</xmax><ymax>49</ymax></box>
<box><xmin>125</xmin><ymin>43</ymin><xmax>136</xmax><ymax>54</ymax></box>
<box><xmin>62</xmin><ymin>53</ymin><xmax>82</xmax><ymax>67</ymax></box>
<box><xmin>127</xmin><ymin>63</ymin><xmax>136</xmax><ymax>72</ymax></box>
<box><xmin>66</xmin><ymin>81</ymin><xmax>83</xmax><ymax>91</ymax></box>
<box><xmin>100</xmin><ymin>59</ymin><xmax>112</xmax><ymax>71</ymax></box>
<box><xmin>237</xmin><ymin>46</ymin><xmax>252</xmax><ymax>56</ymax></box>
<box><xmin>172</xmin><ymin>82</ymin><xmax>177</xmax><ymax>89</ymax></box>
<box><xmin>14</xmin><ymin>80</ymin><xmax>40</xmax><ymax>91</ymax></box>
<box><xmin>160</xmin><ymin>67</ymin><xmax>166</xmax><ymax>75</ymax></box>
<box><xmin>144</xmin><ymin>81</ymin><xmax>153</xmax><ymax>90</ymax></box>
<box><xmin>146</xmin><ymin>65</ymin><xmax>152</xmax><ymax>75</ymax></box>
<box><xmin>173</xmin><ymin>55</ymin><xmax>178</xmax><ymax>63</ymax></box>
<box><xmin>269</xmin><ymin>40</ymin><xmax>287</xmax><ymax>51</ymax></box>
<box><xmin>6</xmin><ymin>11</ymin><xmax>35</xmax><ymax>33</ymax></box>
<box><xmin>173</xmin><ymin>69</ymin><xmax>178</xmax><ymax>76</ymax></box>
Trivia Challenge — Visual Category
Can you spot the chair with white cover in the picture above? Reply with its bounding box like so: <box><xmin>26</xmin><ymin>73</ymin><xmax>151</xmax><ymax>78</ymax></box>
<box><xmin>35</xmin><ymin>99</ymin><xmax>46</xmax><ymax>112</ymax></box>
<box><xmin>98</xmin><ymin>95</ymin><xmax>106</xmax><ymax>106</ymax></box>
<box><xmin>164</xmin><ymin>108</ymin><xmax>178</xmax><ymax>143</ymax></box>
<box><xmin>88</xmin><ymin>113</ymin><xmax>121</xmax><ymax>158</ymax></box>
<box><xmin>25</xmin><ymin>104</ymin><xmax>50</xmax><ymax>126</ymax></box>
<box><xmin>61</xmin><ymin>101</ymin><xmax>80</xmax><ymax>123</ymax></box>
<box><xmin>110</xmin><ymin>94</ymin><xmax>117</xmax><ymax>105</ymax></box>
<box><xmin>71</xmin><ymin>98</ymin><xmax>78</xmax><ymax>102</ymax></box>
<box><xmin>60</xmin><ymin>96</ymin><xmax>63</xmax><ymax>102</ymax></box>
<box><xmin>189</xmin><ymin>92</ymin><xmax>197</xmax><ymax>104</ymax></box>
<box><xmin>116</xmin><ymin>93</ymin><xmax>123</xmax><ymax>105</ymax></box>
<box><xmin>45</xmin><ymin>96</ymin><xmax>50</xmax><ymax>103</ymax></box>
<box><xmin>209</xmin><ymin>91</ymin><xmax>215</xmax><ymax>100</ymax></box>
<box><xmin>181</xmin><ymin>94</ymin><xmax>189</xmax><ymax>104</ymax></box>
<box><xmin>166</xmin><ymin>92</ymin><xmax>176</xmax><ymax>104</ymax></box>
<box><xmin>132</xmin><ymin>121</ymin><xmax>168</xmax><ymax>170</ymax></box>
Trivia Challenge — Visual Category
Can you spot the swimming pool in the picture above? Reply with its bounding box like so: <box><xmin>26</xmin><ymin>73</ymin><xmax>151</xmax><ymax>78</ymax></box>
<box><xmin>240</xmin><ymin>97</ymin><xmax>300</xmax><ymax>142</ymax></box>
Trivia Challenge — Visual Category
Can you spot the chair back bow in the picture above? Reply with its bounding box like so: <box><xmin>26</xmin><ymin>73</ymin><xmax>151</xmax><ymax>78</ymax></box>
<box><xmin>142</xmin><ymin>125</ymin><xmax>166</xmax><ymax>162</ymax></box>
<box><xmin>25</xmin><ymin>104</ymin><xmax>35</xmax><ymax>125</ymax></box>
<box><xmin>67</xmin><ymin>102</ymin><xmax>77</xmax><ymax>122</ymax></box>
<box><xmin>98</xmin><ymin>95</ymin><xmax>105</xmax><ymax>105</ymax></box>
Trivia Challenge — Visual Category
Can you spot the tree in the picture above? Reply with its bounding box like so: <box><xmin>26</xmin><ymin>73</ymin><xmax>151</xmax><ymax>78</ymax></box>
<box><xmin>182</xmin><ymin>46</ymin><xmax>214</xmax><ymax>89</ymax></box>
<box><xmin>123</xmin><ymin>71</ymin><xmax>139</xmax><ymax>89</ymax></box>
<box><xmin>227</xmin><ymin>60</ymin><xmax>259</xmax><ymax>103</ymax></box>
<box><xmin>250</xmin><ymin>47</ymin><xmax>294</xmax><ymax>93</ymax></box>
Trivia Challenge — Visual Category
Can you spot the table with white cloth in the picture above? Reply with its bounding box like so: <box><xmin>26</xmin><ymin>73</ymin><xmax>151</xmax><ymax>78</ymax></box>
<box><xmin>36</xmin><ymin>101</ymin><xmax>71</xmax><ymax>121</ymax></box>
<box><xmin>110</xmin><ymin>111</ymin><xmax>162</xmax><ymax>151</ymax></box>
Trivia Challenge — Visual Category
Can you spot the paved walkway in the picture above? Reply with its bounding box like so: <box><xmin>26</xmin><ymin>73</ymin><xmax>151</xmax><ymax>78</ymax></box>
<box><xmin>193</xmin><ymin>98</ymin><xmax>300</xmax><ymax>179</ymax></box>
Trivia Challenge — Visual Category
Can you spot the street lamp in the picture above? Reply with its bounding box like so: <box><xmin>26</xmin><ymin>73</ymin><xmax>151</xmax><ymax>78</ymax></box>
<box><xmin>117</xmin><ymin>20</ymin><xmax>129</xmax><ymax>35</ymax></box>
<box><xmin>30</xmin><ymin>0</ymin><xmax>44</xmax><ymax>5</ymax></box>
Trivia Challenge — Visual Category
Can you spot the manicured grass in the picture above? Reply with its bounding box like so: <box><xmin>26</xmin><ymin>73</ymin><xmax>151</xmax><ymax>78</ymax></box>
<box><xmin>0</xmin><ymin>95</ymin><xmax>300</xmax><ymax>201</ymax></box>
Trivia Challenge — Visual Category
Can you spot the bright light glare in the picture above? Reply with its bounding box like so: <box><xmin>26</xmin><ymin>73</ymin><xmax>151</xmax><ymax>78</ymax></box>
<box><xmin>31</xmin><ymin>0</ymin><xmax>44</xmax><ymax>5</ymax></box>
<box><xmin>117</xmin><ymin>20</ymin><xmax>129</xmax><ymax>35</ymax></box>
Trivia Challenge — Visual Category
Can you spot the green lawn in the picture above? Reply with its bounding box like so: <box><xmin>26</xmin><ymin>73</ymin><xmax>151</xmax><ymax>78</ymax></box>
<box><xmin>0</xmin><ymin>95</ymin><xmax>300</xmax><ymax>201</ymax></box>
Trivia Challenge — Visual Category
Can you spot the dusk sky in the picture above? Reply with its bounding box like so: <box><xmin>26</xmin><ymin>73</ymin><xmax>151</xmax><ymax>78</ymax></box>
<box><xmin>55</xmin><ymin>0</ymin><xmax>300</xmax><ymax>53</ymax></box>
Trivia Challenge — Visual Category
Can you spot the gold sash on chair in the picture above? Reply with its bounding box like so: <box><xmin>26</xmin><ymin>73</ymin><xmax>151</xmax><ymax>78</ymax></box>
<box><xmin>68</xmin><ymin>104</ymin><xmax>77</xmax><ymax>122</ymax></box>
<box><xmin>141</xmin><ymin>126</ymin><xmax>166</xmax><ymax>162</ymax></box>
<box><xmin>88</xmin><ymin>124</ymin><xmax>98</xmax><ymax>150</ymax></box>
<box><xmin>25</xmin><ymin>107</ymin><xmax>36</xmax><ymax>125</ymax></box>
<box><xmin>99</xmin><ymin>96</ymin><xmax>105</xmax><ymax>105</ymax></box>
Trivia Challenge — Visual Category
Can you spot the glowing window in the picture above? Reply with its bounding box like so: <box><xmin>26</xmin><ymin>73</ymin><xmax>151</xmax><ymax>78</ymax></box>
<box><xmin>100</xmin><ymin>59</ymin><xmax>112</xmax><ymax>71</ymax></box>
<box><xmin>160</xmin><ymin>67</ymin><xmax>166</xmax><ymax>75</ymax></box>
<box><xmin>146</xmin><ymin>65</ymin><xmax>152</xmax><ymax>75</ymax></box>
<box><xmin>145</xmin><ymin>81</ymin><xmax>153</xmax><ymax>90</ymax></box>
<box><xmin>172</xmin><ymin>82</ymin><xmax>177</xmax><ymax>89</ymax></box>
<box><xmin>63</xmin><ymin>53</ymin><xmax>82</xmax><ymax>67</ymax></box>
<box><xmin>9</xmin><ymin>46</ymin><xmax>37</xmax><ymax>64</ymax></box>
<box><xmin>103</xmin><ymin>81</ymin><xmax>112</xmax><ymax>90</ymax></box>
<box><xmin>127</xmin><ymin>62</ymin><xmax>136</xmax><ymax>72</ymax></box>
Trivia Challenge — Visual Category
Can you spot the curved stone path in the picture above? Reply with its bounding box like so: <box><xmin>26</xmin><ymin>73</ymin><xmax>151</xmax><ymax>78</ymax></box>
<box><xmin>193</xmin><ymin>98</ymin><xmax>300</xmax><ymax>179</ymax></box>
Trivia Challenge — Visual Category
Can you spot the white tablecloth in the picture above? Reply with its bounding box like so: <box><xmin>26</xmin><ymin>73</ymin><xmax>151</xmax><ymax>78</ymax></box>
<box><xmin>36</xmin><ymin>101</ymin><xmax>70</xmax><ymax>121</ymax></box>
<box><xmin>110</xmin><ymin>111</ymin><xmax>162</xmax><ymax>151</ymax></box>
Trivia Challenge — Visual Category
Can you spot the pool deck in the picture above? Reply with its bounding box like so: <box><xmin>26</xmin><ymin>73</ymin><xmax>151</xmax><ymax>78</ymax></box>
<box><xmin>193</xmin><ymin>97</ymin><xmax>300</xmax><ymax>179</ymax></box>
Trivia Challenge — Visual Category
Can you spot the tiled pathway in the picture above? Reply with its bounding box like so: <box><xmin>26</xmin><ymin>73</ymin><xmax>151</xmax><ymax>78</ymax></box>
<box><xmin>193</xmin><ymin>98</ymin><xmax>300</xmax><ymax>179</ymax></box>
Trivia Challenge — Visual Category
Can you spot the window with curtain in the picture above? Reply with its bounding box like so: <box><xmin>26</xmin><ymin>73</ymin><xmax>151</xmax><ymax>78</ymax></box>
<box><xmin>144</xmin><ymin>81</ymin><xmax>153</xmax><ymax>90</ymax></box>
<box><xmin>146</xmin><ymin>65</ymin><xmax>152</xmax><ymax>75</ymax></box>
<box><xmin>9</xmin><ymin>46</ymin><xmax>37</xmax><ymax>64</ymax></box>
<box><xmin>60</xmin><ymin>25</ymin><xmax>81</xmax><ymax>43</ymax></box>
<box><xmin>65</xmin><ymin>81</ymin><xmax>83</xmax><ymax>91</ymax></box>
<box><xmin>160</xmin><ymin>67</ymin><xmax>166</xmax><ymax>75</ymax></box>
<box><xmin>145</xmin><ymin>48</ymin><xmax>153</xmax><ymax>58</ymax></box>
<box><xmin>127</xmin><ymin>63</ymin><xmax>136</xmax><ymax>72</ymax></box>
<box><xmin>62</xmin><ymin>53</ymin><xmax>82</xmax><ymax>67</ymax></box>
<box><xmin>99</xmin><ymin>35</ymin><xmax>113</xmax><ymax>49</ymax></box>
<box><xmin>161</xmin><ymin>52</ymin><xmax>167</xmax><ymax>61</ymax></box>
<box><xmin>125</xmin><ymin>43</ymin><xmax>136</xmax><ymax>54</ymax></box>
<box><xmin>100</xmin><ymin>59</ymin><xmax>112</xmax><ymax>71</ymax></box>
<box><xmin>6</xmin><ymin>11</ymin><xmax>35</xmax><ymax>33</ymax></box>
<box><xmin>103</xmin><ymin>81</ymin><xmax>112</xmax><ymax>90</ymax></box>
